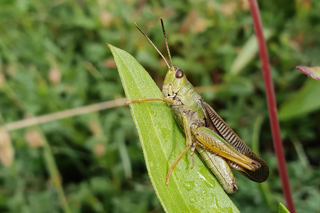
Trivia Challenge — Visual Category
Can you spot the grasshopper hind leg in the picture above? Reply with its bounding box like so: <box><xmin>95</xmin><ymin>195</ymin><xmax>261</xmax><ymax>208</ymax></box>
<box><xmin>196</xmin><ymin>146</ymin><xmax>238</xmax><ymax>193</ymax></box>
<box><xmin>166</xmin><ymin>112</ymin><xmax>194</xmax><ymax>185</ymax></box>
<box><xmin>165</xmin><ymin>144</ymin><xmax>191</xmax><ymax>185</ymax></box>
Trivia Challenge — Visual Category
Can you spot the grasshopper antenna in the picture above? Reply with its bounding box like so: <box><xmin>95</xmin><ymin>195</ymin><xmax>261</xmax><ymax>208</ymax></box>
<box><xmin>160</xmin><ymin>17</ymin><xmax>173</xmax><ymax>68</ymax></box>
<box><xmin>134</xmin><ymin>22</ymin><xmax>171</xmax><ymax>69</ymax></box>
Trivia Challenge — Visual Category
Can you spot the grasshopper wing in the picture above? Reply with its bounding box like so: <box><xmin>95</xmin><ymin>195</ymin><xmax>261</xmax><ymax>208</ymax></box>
<box><xmin>198</xmin><ymin>100</ymin><xmax>269</xmax><ymax>182</ymax></box>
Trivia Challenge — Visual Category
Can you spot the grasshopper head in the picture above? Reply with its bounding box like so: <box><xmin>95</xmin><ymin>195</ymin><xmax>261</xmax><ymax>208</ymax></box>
<box><xmin>134</xmin><ymin>19</ymin><xmax>186</xmax><ymax>98</ymax></box>
<box><xmin>162</xmin><ymin>66</ymin><xmax>187</xmax><ymax>97</ymax></box>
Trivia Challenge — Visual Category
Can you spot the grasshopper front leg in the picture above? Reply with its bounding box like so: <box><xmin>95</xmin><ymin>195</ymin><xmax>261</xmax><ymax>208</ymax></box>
<box><xmin>125</xmin><ymin>97</ymin><xmax>176</xmax><ymax>105</ymax></box>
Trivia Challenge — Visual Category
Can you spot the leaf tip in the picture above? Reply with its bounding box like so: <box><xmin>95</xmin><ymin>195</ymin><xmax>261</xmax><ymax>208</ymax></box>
<box><xmin>296</xmin><ymin>65</ymin><xmax>306</xmax><ymax>72</ymax></box>
<box><xmin>296</xmin><ymin>65</ymin><xmax>320</xmax><ymax>81</ymax></box>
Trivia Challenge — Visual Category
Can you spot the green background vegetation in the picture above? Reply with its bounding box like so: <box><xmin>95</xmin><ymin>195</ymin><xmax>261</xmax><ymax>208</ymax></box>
<box><xmin>0</xmin><ymin>0</ymin><xmax>320</xmax><ymax>212</ymax></box>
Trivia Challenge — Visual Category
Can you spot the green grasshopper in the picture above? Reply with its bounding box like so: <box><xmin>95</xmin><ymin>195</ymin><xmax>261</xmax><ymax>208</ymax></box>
<box><xmin>126</xmin><ymin>18</ymin><xmax>269</xmax><ymax>193</ymax></box>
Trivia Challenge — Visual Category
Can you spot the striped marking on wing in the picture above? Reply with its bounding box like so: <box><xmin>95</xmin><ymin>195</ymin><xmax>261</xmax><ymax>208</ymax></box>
<box><xmin>201</xmin><ymin>101</ymin><xmax>247</xmax><ymax>154</ymax></box>
<box><xmin>198</xmin><ymin>100</ymin><xmax>269</xmax><ymax>182</ymax></box>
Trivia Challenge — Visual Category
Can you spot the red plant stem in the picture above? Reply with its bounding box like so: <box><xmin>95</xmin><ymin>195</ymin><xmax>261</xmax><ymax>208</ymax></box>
<box><xmin>248</xmin><ymin>1</ymin><xmax>296</xmax><ymax>213</ymax></box>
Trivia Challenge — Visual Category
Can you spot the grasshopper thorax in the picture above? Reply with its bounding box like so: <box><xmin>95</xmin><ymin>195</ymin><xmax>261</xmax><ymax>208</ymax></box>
<box><xmin>162</xmin><ymin>66</ymin><xmax>187</xmax><ymax>97</ymax></box>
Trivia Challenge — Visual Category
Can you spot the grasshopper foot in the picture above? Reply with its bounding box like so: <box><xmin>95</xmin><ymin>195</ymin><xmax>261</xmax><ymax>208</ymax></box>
<box><xmin>190</xmin><ymin>142</ymin><xmax>196</xmax><ymax>169</ymax></box>
<box><xmin>165</xmin><ymin>169</ymin><xmax>173</xmax><ymax>185</ymax></box>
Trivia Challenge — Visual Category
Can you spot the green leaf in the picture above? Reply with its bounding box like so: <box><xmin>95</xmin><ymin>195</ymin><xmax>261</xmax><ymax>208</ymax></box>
<box><xmin>278</xmin><ymin>78</ymin><xmax>320</xmax><ymax>120</ymax></box>
<box><xmin>230</xmin><ymin>29</ymin><xmax>273</xmax><ymax>76</ymax></box>
<box><xmin>108</xmin><ymin>44</ymin><xmax>239</xmax><ymax>213</ymax></box>
<box><xmin>278</xmin><ymin>202</ymin><xmax>290</xmax><ymax>213</ymax></box>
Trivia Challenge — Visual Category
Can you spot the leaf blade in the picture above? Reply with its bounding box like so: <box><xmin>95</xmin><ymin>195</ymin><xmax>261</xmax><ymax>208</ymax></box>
<box><xmin>278</xmin><ymin>202</ymin><xmax>290</xmax><ymax>213</ymax></box>
<box><xmin>108</xmin><ymin>44</ymin><xmax>239</xmax><ymax>213</ymax></box>
<box><xmin>279</xmin><ymin>78</ymin><xmax>320</xmax><ymax>120</ymax></box>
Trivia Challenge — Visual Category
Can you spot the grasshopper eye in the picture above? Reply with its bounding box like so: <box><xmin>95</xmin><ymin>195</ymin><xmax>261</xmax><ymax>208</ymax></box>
<box><xmin>175</xmin><ymin>68</ymin><xmax>184</xmax><ymax>79</ymax></box>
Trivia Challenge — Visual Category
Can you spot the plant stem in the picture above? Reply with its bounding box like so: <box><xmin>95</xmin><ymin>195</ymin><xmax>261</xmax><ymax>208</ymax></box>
<box><xmin>2</xmin><ymin>98</ymin><xmax>127</xmax><ymax>131</ymax></box>
<box><xmin>248</xmin><ymin>1</ymin><xmax>296</xmax><ymax>212</ymax></box>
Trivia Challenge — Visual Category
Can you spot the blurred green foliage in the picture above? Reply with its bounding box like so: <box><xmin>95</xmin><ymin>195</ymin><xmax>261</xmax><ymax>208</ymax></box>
<box><xmin>0</xmin><ymin>0</ymin><xmax>320</xmax><ymax>212</ymax></box>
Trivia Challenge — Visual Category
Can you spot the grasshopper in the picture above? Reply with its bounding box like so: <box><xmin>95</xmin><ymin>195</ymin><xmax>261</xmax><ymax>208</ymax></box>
<box><xmin>126</xmin><ymin>18</ymin><xmax>269</xmax><ymax>193</ymax></box>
